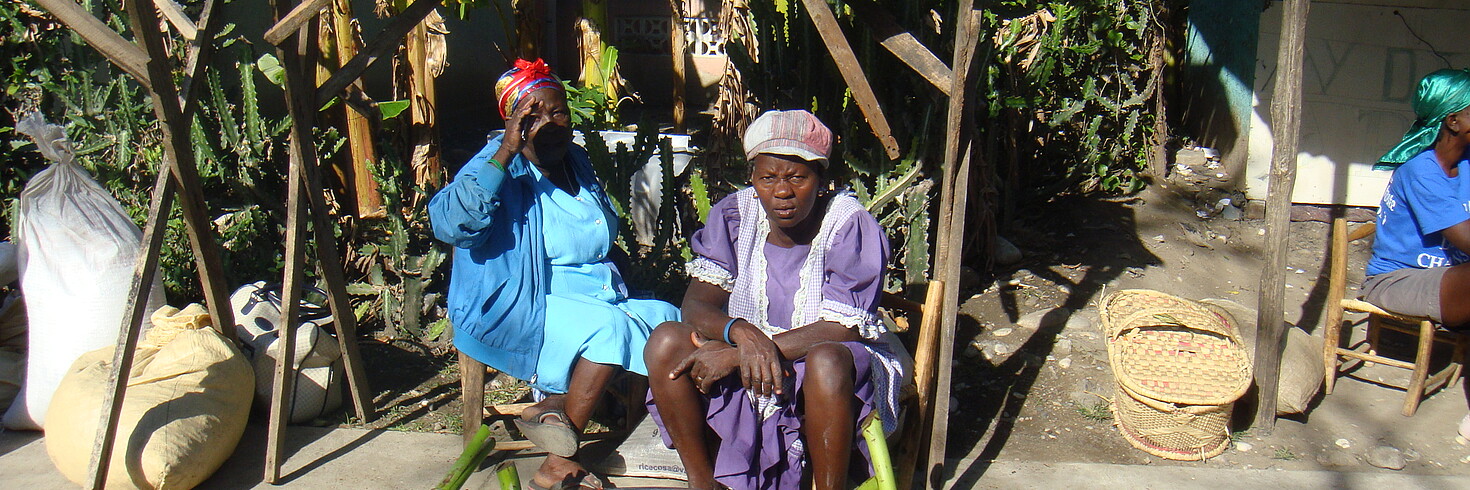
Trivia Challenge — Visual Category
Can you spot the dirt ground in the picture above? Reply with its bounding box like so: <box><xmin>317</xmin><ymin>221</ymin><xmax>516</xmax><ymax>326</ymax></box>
<box><xmin>335</xmin><ymin>181</ymin><xmax>1470</xmax><ymax>481</ymax></box>
<box><xmin>946</xmin><ymin>183</ymin><xmax>1470</xmax><ymax>479</ymax></box>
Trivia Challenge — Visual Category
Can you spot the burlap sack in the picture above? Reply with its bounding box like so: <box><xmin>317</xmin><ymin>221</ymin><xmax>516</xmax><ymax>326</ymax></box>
<box><xmin>1199</xmin><ymin>299</ymin><xmax>1323</xmax><ymax>414</ymax></box>
<box><xmin>45</xmin><ymin>305</ymin><xmax>253</xmax><ymax>489</ymax></box>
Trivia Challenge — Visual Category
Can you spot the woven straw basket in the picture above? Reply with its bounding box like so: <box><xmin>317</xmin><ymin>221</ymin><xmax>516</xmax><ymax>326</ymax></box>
<box><xmin>1101</xmin><ymin>289</ymin><xmax>1253</xmax><ymax>461</ymax></box>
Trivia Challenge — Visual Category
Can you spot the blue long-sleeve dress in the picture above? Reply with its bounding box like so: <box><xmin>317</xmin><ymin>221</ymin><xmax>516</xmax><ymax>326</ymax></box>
<box><xmin>429</xmin><ymin>136</ymin><xmax>679</xmax><ymax>393</ymax></box>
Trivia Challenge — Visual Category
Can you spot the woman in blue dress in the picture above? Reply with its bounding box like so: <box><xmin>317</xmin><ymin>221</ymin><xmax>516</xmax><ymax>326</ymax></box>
<box><xmin>429</xmin><ymin>59</ymin><xmax>679</xmax><ymax>488</ymax></box>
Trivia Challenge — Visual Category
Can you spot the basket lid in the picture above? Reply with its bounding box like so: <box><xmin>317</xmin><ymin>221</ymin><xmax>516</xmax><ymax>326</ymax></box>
<box><xmin>1101</xmin><ymin>289</ymin><xmax>1253</xmax><ymax>405</ymax></box>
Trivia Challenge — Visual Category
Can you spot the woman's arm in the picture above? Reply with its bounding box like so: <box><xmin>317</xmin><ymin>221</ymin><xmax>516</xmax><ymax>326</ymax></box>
<box><xmin>1443</xmin><ymin>220</ymin><xmax>1470</xmax><ymax>253</ymax></box>
<box><xmin>428</xmin><ymin>145</ymin><xmax>512</xmax><ymax>249</ymax></box>
<box><xmin>681</xmin><ymin>281</ymin><xmax>862</xmax><ymax>396</ymax></box>
<box><xmin>427</xmin><ymin>100</ymin><xmax>540</xmax><ymax>248</ymax></box>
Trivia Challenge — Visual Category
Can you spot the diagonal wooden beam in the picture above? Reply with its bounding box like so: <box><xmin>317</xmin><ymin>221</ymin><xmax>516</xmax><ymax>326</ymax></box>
<box><xmin>800</xmin><ymin>0</ymin><xmax>901</xmax><ymax>160</ymax></box>
<box><xmin>263</xmin><ymin>0</ymin><xmax>332</xmax><ymax>46</ymax></box>
<box><xmin>30</xmin><ymin>0</ymin><xmax>151</xmax><ymax>87</ymax></box>
<box><xmin>315</xmin><ymin>0</ymin><xmax>442</xmax><ymax>104</ymax></box>
<box><xmin>153</xmin><ymin>0</ymin><xmax>197</xmax><ymax>40</ymax></box>
<box><xmin>179</xmin><ymin>0</ymin><xmax>222</xmax><ymax>118</ymax></box>
<box><xmin>848</xmin><ymin>0</ymin><xmax>953</xmax><ymax>96</ymax></box>
<box><xmin>89</xmin><ymin>0</ymin><xmax>233</xmax><ymax>487</ymax></box>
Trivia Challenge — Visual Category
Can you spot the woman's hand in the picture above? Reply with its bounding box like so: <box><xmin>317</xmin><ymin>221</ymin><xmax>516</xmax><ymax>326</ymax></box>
<box><xmin>670</xmin><ymin>332</ymin><xmax>739</xmax><ymax>394</ymax></box>
<box><xmin>730</xmin><ymin>320</ymin><xmax>785</xmax><ymax>397</ymax></box>
<box><xmin>494</xmin><ymin>97</ymin><xmax>544</xmax><ymax>163</ymax></box>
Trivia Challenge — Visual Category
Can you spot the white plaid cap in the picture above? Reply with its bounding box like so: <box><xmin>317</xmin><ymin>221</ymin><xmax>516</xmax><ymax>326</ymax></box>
<box><xmin>743</xmin><ymin>110</ymin><xmax>832</xmax><ymax>166</ymax></box>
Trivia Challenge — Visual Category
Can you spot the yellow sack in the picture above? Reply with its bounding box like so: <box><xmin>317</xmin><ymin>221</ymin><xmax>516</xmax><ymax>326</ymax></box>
<box><xmin>45</xmin><ymin>304</ymin><xmax>254</xmax><ymax>490</ymax></box>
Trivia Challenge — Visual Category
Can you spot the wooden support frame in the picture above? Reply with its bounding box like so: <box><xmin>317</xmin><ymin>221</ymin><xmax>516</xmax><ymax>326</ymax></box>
<box><xmin>23</xmin><ymin>0</ymin><xmax>236</xmax><ymax>488</ymax></box>
<box><xmin>1254</xmin><ymin>0</ymin><xmax>1312</xmax><ymax>431</ymax></box>
<box><xmin>29</xmin><ymin>0</ymin><xmax>380</xmax><ymax>486</ymax></box>
<box><xmin>800</xmin><ymin>0</ymin><xmax>902</xmax><ymax>160</ymax></box>
<box><xmin>924</xmin><ymin>1</ymin><xmax>982</xmax><ymax>487</ymax></box>
<box><xmin>260</xmin><ymin>0</ymin><xmax>444</xmax><ymax>482</ymax></box>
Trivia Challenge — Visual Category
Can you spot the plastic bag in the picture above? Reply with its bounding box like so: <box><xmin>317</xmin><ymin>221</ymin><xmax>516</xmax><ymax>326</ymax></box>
<box><xmin>3</xmin><ymin>112</ymin><xmax>164</xmax><ymax>430</ymax></box>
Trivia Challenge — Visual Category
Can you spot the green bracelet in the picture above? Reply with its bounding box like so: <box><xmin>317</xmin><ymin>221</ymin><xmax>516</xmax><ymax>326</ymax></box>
<box><xmin>487</xmin><ymin>158</ymin><xmax>505</xmax><ymax>171</ymax></box>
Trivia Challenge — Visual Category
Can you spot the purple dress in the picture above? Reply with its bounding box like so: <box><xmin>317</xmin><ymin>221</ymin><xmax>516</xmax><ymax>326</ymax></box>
<box><xmin>649</xmin><ymin>188</ymin><xmax>904</xmax><ymax>489</ymax></box>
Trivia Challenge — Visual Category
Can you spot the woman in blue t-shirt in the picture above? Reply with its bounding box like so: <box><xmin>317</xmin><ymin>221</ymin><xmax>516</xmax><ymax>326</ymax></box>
<box><xmin>1364</xmin><ymin>68</ymin><xmax>1470</xmax><ymax>329</ymax></box>
<box><xmin>1363</xmin><ymin>68</ymin><xmax>1470</xmax><ymax>439</ymax></box>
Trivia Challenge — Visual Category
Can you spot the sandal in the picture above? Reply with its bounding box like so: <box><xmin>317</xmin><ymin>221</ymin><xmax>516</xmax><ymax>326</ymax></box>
<box><xmin>515</xmin><ymin>409</ymin><xmax>580</xmax><ymax>457</ymax></box>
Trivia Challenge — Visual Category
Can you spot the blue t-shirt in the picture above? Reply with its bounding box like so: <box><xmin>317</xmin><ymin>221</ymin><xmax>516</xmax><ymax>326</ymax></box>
<box><xmin>1366</xmin><ymin>149</ymin><xmax>1470</xmax><ymax>276</ymax></box>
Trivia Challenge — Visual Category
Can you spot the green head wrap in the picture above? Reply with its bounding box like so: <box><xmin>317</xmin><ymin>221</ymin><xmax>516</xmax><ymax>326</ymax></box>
<box><xmin>1376</xmin><ymin>68</ymin><xmax>1470</xmax><ymax>170</ymax></box>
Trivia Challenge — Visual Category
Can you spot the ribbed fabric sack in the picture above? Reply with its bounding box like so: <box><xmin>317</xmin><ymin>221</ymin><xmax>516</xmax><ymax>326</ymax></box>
<box><xmin>4</xmin><ymin>113</ymin><xmax>163</xmax><ymax>430</ymax></box>
<box><xmin>230</xmin><ymin>282</ymin><xmax>344</xmax><ymax>423</ymax></box>
<box><xmin>45</xmin><ymin>305</ymin><xmax>252</xmax><ymax>490</ymax></box>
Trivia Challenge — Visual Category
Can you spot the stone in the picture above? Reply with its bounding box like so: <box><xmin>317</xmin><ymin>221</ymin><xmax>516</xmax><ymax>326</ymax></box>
<box><xmin>1234</xmin><ymin>442</ymin><xmax>1253</xmax><ymax>452</ymax></box>
<box><xmin>1335</xmin><ymin>438</ymin><xmax>1352</xmax><ymax>449</ymax></box>
<box><xmin>1017</xmin><ymin>307</ymin><xmax>1074</xmax><ymax>330</ymax></box>
<box><xmin>1057</xmin><ymin>357</ymin><xmax>1072</xmax><ymax>369</ymax></box>
<box><xmin>1245</xmin><ymin>199</ymin><xmax>1266</xmax><ymax>219</ymax></box>
<box><xmin>992</xmin><ymin>327</ymin><xmax>1014</xmax><ymax>337</ymax></box>
<box><xmin>1367</xmin><ymin>446</ymin><xmax>1406</xmax><ymax>470</ymax></box>
<box><xmin>1403</xmin><ymin>448</ymin><xmax>1421</xmax><ymax>462</ymax></box>
<box><xmin>994</xmin><ymin>235</ymin><xmax>1023</xmax><ymax>265</ymax></box>
<box><xmin>1221</xmin><ymin>205</ymin><xmax>1243</xmax><ymax>221</ymax></box>
<box><xmin>1053</xmin><ymin>339</ymin><xmax>1073</xmax><ymax>357</ymax></box>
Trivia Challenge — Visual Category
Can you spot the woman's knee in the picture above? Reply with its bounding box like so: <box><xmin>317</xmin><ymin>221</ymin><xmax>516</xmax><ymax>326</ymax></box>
<box><xmin>645</xmin><ymin>321</ymin><xmax>695</xmax><ymax>365</ymax></box>
<box><xmin>803</xmin><ymin>342</ymin><xmax>855</xmax><ymax>387</ymax></box>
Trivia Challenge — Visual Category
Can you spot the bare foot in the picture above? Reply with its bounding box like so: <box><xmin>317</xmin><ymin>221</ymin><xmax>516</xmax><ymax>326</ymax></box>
<box><xmin>529</xmin><ymin>454</ymin><xmax>586</xmax><ymax>488</ymax></box>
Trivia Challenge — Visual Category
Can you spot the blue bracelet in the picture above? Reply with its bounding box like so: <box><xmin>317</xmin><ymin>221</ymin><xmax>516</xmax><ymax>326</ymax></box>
<box><xmin>723</xmin><ymin>318</ymin><xmax>741</xmax><ymax>346</ymax></box>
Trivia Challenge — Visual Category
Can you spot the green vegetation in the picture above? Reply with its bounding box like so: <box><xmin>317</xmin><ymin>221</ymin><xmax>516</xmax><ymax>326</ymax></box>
<box><xmin>1074</xmin><ymin>400</ymin><xmax>1113</xmax><ymax>421</ymax></box>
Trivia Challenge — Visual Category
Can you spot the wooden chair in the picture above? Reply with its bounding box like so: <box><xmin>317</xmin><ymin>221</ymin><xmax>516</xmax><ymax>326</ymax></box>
<box><xmin>862</xmin><ymin>280</ymin><xmax>945</xmax><ymax>490</ymax></box>
<box><xmin>1322</xmin><ymin>217</ymin><xmax>1469</xmax><ymax>416</ymax></box>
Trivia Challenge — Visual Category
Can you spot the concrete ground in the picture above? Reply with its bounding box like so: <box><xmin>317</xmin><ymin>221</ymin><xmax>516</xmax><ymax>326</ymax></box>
<box><xmin>4</xmin><ymin>420</ymin><xmax>1468</xmax><ymax>489</ymax></box>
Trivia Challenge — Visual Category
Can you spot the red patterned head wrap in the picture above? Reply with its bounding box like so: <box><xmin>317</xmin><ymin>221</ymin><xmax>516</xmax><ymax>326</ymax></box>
<box><xmin>495</xmin><ymin>58</ymin><xmax>564</xmax><ymax>118</ymax></box>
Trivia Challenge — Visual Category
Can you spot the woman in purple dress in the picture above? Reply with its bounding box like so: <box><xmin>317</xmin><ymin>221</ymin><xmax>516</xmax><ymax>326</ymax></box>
<box><xmin>644</xmin><ymin>110</ymin><xmax>905</xmax><ymax>489</ymax></box>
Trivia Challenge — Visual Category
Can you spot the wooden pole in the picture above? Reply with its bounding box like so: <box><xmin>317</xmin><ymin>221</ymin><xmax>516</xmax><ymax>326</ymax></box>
<box><xmin>264</xmin><ymin>4</ymin><xmax>315</xmax><ymax>481</ymax></box>
<box><xmin>29</xmin><ymin>0</ymin><xmax>151</xmax><ymax>86</ymax></box>
<box><xmin>800</xmin><ymin>0</ymin><xmax>902</xmax><ymax>160</ymax></box>
<box><xmin>1254</xmin><ymin>0</ymin><xmax>1312</xmax><ymax>431</ymax></box>
<box><xmin>84</xmin><ymin>0</ymin><xmax>231</xmax><ymax>486</ymax></box>
<box><xmin>669</xmin><ymin>0</ymin><xmax>687</xmax><ymax>133</ymax></box>
<box><xmin>923</xmin><ymin>1</ymin><xmax>980</xmax><ymax>487</ymax></box>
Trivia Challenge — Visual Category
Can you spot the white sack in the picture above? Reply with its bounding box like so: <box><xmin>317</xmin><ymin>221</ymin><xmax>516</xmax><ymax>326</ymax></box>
<box><xmin>4</xmin><ymin>112</ymin><xmax>164</xmax><ymax>429</ymax></box>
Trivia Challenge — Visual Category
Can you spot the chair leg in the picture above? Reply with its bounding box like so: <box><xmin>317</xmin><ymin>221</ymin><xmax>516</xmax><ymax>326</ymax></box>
<box><xmin>1453</xmin><ymin>337</ymin><xmax>1469</xmax><ymax>389</ymax></box>
<box><xmin>1323</xmin><ymin>305</ymin><xmax>1345</xmax><ymax>395</ymax></box>
<box><xmin>460</xmin><ymin>350</ymin><xmax>487</xmax><ymax>447</ymax></box>
<box><xmin>1368</xmin><ymin>317</ymin><xmax>1382</xmax><ymax>356</ymax></box>
<box><xmin>1402</xmin><ymin>320</ymin><xmax>1434</xmax><ymax>417</ymax></box>
<box><xmin>623</xmin><ymin>374</ymin><xmax>649</xmax><ymax>429</ymax></box>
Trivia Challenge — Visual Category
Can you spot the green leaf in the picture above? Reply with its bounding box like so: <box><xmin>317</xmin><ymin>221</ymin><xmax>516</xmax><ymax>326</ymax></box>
<box><xmin>426</xmin><ymin>318</ymin><xmax>450</xmax><ymax>342</ymax></box>
<box><xmin>255</xmin><ymin>53</ymin><xmax>285</xmax><ymax>86</ymax></box>
<box><xmin>689</xmin><ymin>170</ymin><xmax>711</xmax><ymax>224</ymax></box>
<box><xmin>378</xmin><ymin>100</ymin><xmax>411</xmax><ymax>119</ymax></box>
<box><xmin>346</xmin><ymin>282</ymin><xmax>379</xmax><ymax>295</ymax></box>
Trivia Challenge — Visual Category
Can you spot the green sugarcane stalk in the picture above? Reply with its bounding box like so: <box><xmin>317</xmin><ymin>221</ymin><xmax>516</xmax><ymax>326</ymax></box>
<box><xmin>855</xmin><ymin>412</ymin><xmax>896</xmax><ymax>490</ymax></box>
<box><xmin>437</xmin><ymin>424</ymin><xmax>497</xmax><ymax>489</ymax></box>
<box><xmin>495</xmin><ymin>461</ymin><xmax>521</xmax><ymax>489</ymax></box>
